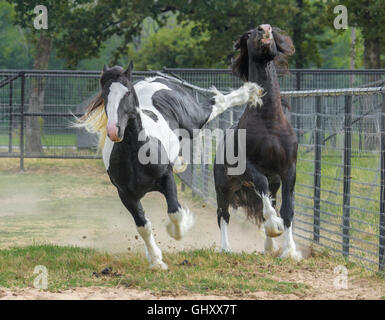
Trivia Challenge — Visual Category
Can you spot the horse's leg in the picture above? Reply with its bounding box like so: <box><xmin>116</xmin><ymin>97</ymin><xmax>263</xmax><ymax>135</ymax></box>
<box><xmin>118</xmin><ymin>191</ymin><xmax>168</xmax><ymax>269</ymax></box>
<box><xmin>214</xmin><ymin>163</ymin><xmax>233</xmax><ymax>252</ymax></box>
<box><xmin>245</xmin><ymin>162</ymin><xmax>284</xmax><ymax>238</ymax></box>
<box><xmin>279</xmin><ymin>164</ymin><xmax>302</xmax><ymax>261</ymax></box>
<box><xmin>158</xmin><ymin>172</ymin><xmax>194</xmax><ymax>240</ymax></box>
<box><xmin>216</xmin><ymin>187</ymin><xmax>233</xmax><ymax>253</ymax></box>
<box><xmin>264</xmin><ymin>177</ymin><xmax>281</xmax><ymax>255</ymax></box>
<box><xmin>206</xmin><ymin>82</ymin><xmax>263</xmax><ymax>122</ymax></box>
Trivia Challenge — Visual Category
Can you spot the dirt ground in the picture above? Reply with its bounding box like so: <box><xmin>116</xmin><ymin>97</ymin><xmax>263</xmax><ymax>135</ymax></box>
<box><xmin>1</xmin><ymin>190</ymin><xmax>384</xmax><ymax>300</ymax></box>
<box><xmin>0</xmin><ymin>159</ymin><xmax>384</xmax><ymax>300</ymax></box>
<box><xmin>1</xmin><ymin>270</ymin><xmax>383</xmax><ymax>300</ymax></box>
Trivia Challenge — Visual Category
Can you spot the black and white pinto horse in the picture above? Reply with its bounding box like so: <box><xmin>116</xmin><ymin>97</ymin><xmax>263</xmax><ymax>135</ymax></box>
<box><xmin>78</xmin><ymin>62</ymin><xmax>263</xmax><ymax>269</ymax></box>
<box><xmin>214</xmin><ymin>24</ymin><xmax>302</xmax><ymax>260</ymax></box>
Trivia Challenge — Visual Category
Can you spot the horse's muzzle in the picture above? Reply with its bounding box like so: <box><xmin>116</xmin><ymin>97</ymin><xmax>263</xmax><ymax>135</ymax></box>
<box><xmin>107</xmin><ymin>122</ymin><xmax>121</xmax><ymax>142</ymax></box>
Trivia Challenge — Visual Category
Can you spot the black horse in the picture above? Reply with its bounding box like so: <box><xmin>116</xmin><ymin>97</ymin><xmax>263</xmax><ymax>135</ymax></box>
<box><xmin>78</xmin><ymin>62</ymin><xmax>263</xmax><ymax>269</ymax></box>
<box><xmin>214</xmin><ymin>24</ymin><xmax>302</xmax><ymax>260</ymax></box>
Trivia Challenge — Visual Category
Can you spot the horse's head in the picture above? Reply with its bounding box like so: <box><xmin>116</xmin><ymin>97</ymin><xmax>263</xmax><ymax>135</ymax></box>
<box><xmin>232</xmin><ymin>24</ymin><xmax>295</xmax><ymax>80</ymax></box>
<box><xmin>100</xmin><ymin>61</ymin><xmax>138</xmax><ymax>142</ymax></box>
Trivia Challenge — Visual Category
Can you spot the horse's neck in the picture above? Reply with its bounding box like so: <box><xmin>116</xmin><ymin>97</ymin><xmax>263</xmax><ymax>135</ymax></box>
<box><xmin>247</xmin><ymin>60</ymin><xmax>283</xmax><ymax>117</ymax></box>
<box><xmin>122</xmin><ymin>115</ymin><xmax>144</xmax><ymax>149</ymax></box>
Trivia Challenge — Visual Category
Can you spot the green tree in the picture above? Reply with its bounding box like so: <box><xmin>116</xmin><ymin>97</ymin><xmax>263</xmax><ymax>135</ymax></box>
<box><xmin>7</xmin><ymin>0</ymin><xmax>171</xmax><ymax>152</ymax></box>
<box><xmin>323</xmin><ymin>0</ymin><xmax>385</xmax><ymax>68</ymax></box>
<box><xmin>0</xmin><ymin>1</ymin><xmax>33</xmax><ymax>69</ymax></box>
<box><xmin>128</xmin><ymin>19</ymin><xmax>212</xmax><ymax>70</ymax></box>
<box><xmin>162</xmin><ymin>0</ymin><xmax>330</xmax><ymax>68</ymax></box>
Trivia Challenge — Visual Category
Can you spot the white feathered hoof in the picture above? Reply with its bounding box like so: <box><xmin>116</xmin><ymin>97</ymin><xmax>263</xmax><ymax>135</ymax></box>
<box><xmin>264</xmin><ymin>215</ymin><xmax>285</xmax><ymax>238</ymax></box>
<box><xmin>280</xmin><ymin>247</ymin><xmax>303</xmax><ymax>262</ymax></box>
<box><xmin>263</xmin><ymin>237</ymin><xmax>280</xmax><ymax>256</ymax></box>
<box><xmin>173</xmin><ymin>156</ymin><xmax>188</xmax><ymax>173</ymax></box>
<box><xmin>150</xmin><ymin>260</ymin><xmax>168</xmax><ymax>270</ymax></box>
<box><xmin>244</xmin><ymin>82</ymin><xmax>264</xmax><ymax>108</ymax></box>
<box><xmin>166</xmin><ymin>207</ymin><xmax>194</xmax><ymax>240</ymax></box>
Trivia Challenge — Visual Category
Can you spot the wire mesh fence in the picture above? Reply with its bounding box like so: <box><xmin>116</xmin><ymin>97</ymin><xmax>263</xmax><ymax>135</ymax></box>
<box><xmin>0</xmin><ymin>68</ymin><xmax>384</xmax><ymax>271</ymax></box>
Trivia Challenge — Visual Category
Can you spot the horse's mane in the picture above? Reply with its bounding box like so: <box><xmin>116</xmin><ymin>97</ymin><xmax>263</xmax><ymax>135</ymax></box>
<box><xmin>232</xmin><ymin>27</ymin><xmax>295</xmax><ymax>80</ymax></box>
<box><xmin>74</xmin><ymin>92</ymin><xmax>107</xmax><ymax>151</ymax></box>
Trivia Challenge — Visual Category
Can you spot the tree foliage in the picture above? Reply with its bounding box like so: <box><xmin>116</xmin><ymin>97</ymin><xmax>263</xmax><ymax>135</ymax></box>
<box><xmin>0</xmin><ymin>0</ymin><xmax>33</xmax><ymax>69</ymax></box>
<box><xmin>161</xmin><ymin>0</ymin><xmax>330</xmax><ymax>68</ymax></box>
<box><xmin>322</xmin><ymin>0</ymin><xmax>385</xmax><ymax>68</ymax></box>
<box><xmin>128</xmin><ymin>19</ymin><xmax>213</xmax><ymax>70</ymax></box>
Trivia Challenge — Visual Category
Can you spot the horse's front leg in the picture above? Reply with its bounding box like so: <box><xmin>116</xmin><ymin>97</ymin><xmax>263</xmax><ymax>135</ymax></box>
<box><xmin>279</xmin><ymin>164</ymin><xmax>302</xmax><ymax>261</ymax></box>
<box><xmin>206</xmin><ymin>82</ymin><xmax>264</xmax><ymax>122</ymax></box>
<box><xmin>245</xmin><ymin>161</ymin><xmax>284</xmax><ymax>239</ymax></box>
<box><xmin>158</xmin><ymin>171</ymin><xmax>194</xmax><ymax>240</ymax></box>
<box><xmin>118</xmin><ymin>190</ymin><xmax>168</xmax><ymax>269</ymax></box>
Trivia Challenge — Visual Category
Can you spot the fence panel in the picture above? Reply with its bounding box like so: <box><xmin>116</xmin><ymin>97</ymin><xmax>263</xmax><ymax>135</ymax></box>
<box><xmin>1</xmin><ymin>68</ymin><xmax>385</xmax><ymax>270</ymax></box>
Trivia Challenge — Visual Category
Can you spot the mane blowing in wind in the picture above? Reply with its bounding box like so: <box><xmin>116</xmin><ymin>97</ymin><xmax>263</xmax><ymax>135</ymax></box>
<box><xmin>74</xmin><ymin>92</ymin><xmax>107</xmax><ymax>152</ymax></box>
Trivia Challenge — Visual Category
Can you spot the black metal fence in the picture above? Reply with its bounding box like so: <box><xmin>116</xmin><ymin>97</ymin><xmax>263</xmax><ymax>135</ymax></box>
<box><xmin>0</xmin><ymin>68</ymin><xmax>385</xmax><ymax>271</ymax></box>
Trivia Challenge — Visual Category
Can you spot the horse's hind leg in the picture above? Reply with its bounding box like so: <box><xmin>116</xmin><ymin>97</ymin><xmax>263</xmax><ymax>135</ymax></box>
<box><xmin>214</xmin><ymin>164</ymin><xmax>233</xmax><ymax>252</ymax></box>
<box><xmin>158</xmin><ymin>172</ymin><xmax>194</xmax><ymax>240</ymax></box>
<box><xmin>216</xmin><ymin>187</ymin><xmax>232</xmax><ymax>253</ymax></box>
<box><xmin>279</xmin><ymin>164</ymin><xmax>302</xmax><ymax>261</ymax></box>
<box><xmin>118</xmin><ymin>191</ymin><xmax>167</xmax><ymax>269</ymax></box>
<box><xmin>264</xmin><ymin>177</ymin><xmax>281</xmax><ymax>255</ymax></box>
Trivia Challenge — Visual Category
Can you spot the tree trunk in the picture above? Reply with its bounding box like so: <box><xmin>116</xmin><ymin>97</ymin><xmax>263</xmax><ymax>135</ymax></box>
<box><xmin>26</xmin><ymin>34</ymin><xmax>52</xmax><ymax>153</ymax></box>
<box><xmin>363</xmin><ymin>37</ymin><xmax>381</xmax><ymax>69</ymax></box>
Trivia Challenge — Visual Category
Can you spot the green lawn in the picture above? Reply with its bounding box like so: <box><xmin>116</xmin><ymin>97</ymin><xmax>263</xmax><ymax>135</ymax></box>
<box><xmin>0</xmin><ymin>133</ymin><xmax>77</xmax><ymax>147</ymax></box>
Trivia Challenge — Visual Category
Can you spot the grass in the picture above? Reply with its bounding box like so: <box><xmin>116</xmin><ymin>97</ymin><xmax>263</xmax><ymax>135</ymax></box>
<box><xmin>0</xmin><ymin>243</ymin><xmax>383</xmax><ymax>296</ymax></box>
<box><xmin>0</xmin><ymin>243</ymin><xmax>333</xmax><ymax>294</ymax></box>
<box><xmin>1</xmin><ymin>158</ymin><xmax>385</xmax><ymax>298</ymax></box>
<box><xmin>0</xmin><ymin>133</ymin><xmax>77</xmax><ymax>147</ymax></box>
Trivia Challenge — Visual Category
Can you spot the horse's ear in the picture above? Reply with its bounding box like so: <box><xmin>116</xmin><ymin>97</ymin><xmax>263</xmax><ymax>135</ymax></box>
<box><xmin>272</xmin><ymin>27</ymin><xmax>295</xmax><ymax>57</ymax></box>
<box><xmin>124</xmin><ymin>60</ymin><xmax>134</xmax><ymax>80</ymax></box>
<box><xmin>103</xmin><ymin>64</ymin><xmax>109</xmax><ymax>73</ymax></box>
<box><xmin>232</xmin><ymin>31</ymin><xmax>250</xmax><ymax>81</ymax></box>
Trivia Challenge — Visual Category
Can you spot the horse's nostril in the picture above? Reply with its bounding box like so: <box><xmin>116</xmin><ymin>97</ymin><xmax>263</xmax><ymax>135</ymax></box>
<box><xmin>116</xmin><ymin>125</ymin><xmax>120</xmax><ymax>137</ymax></box>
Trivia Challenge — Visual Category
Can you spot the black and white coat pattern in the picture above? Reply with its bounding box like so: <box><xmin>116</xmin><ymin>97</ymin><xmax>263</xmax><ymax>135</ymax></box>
<box><xmin>79</xmin><ymin>63</ymin><xmax>263</xmax><ymax>269</ymax></box>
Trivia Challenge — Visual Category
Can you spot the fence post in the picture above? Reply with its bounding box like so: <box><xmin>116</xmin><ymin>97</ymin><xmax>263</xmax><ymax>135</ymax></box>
<box><xmin>296</xmin><ymin>72</ymin><xmax>302</xmax><ymax>144</ymax></box>
<box><xmin>342</xmin><ymin>95</ymin><xmax>352</xmax><ymax>257</ymax></box>
<box><xmin>20</xmin><ymin>72</ymin><xmax>25</xmax><ymax>171</ymax></box>
<box><xmin>8</xmin><ymin>77</ymin><xmax>13</xmax><ymax>153</ymax></box>
<box><xmin>313</xmin><ymin>96</ymin><xmax>322</xmax><ymax>243</ymax></box>
<box><xmin>379</xmin><ymin>93</ymin><xmax>385</xmax><ymax>271</ymax></box>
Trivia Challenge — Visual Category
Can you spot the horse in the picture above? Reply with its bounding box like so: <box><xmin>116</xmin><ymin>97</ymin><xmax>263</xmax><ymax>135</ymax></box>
<box><xmin>213</xmin><ymin>24</ymin><xmax>302</xmax><ymax>260</ymax></box>
<box><xmin>77</xmin><ymin>62</ymin><xmax>263</xmax><ymax>269</ymax></box>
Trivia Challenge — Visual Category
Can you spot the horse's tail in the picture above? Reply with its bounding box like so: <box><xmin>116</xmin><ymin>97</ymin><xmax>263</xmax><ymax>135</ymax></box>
<box><xmin>72</xmin><ymin>92</ymin><xmax>107</xmax><ymax>151</ymax></box>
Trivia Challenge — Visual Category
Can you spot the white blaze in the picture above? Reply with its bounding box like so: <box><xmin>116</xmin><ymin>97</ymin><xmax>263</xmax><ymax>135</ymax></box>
<box><xmin>106</xmin><ymin>82</ymin><xmax>128</xmax><ymax>126</ymax></box>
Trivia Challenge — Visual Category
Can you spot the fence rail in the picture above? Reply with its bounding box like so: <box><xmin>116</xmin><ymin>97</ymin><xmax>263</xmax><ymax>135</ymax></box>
<box><xmin>1</xmin><ymin>68</ymin><xmax>385</xmax><ymax>271</ymax></box>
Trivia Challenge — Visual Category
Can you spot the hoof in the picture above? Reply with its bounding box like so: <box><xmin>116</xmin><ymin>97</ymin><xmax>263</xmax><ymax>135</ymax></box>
<box><xmin>150</xmin><ymin>260</ymin><xmax>168</xmax><ymax>270</ymax></box>
<box><xmin>280</xmin><ymin>247</ymin><xmax>302</xmax><ymax>261</ymax></box>
<box><xmin>173</xmin><ymin>156</ymin><xmax>188</xmax><ymax>173</ymax></box>
<box><xmin>166</xmin><ymin>221</ymin><xmax>181</xmax><ymax>240</ymax></box>
<box><xmin>263</xmin><ymin>238</ymin><xmax>281</xmax><ymax>256</ymax></box>
<box><xmin>221</xmin><ymin>247</ymin><xmax>232</xmax><ymax>254</ymax></box>
<box><xmin>264</xmin><ymin>215</ymin><xmax>284</xmax><ymax>238</ymax></box>
<box><xmin>244</xmin><ymin>82</ymin><xmax>264</xmax><ymax>108</ymax></box>
<box><xmin>166</xmin><ymin>207</ymin><xmax>194</xmax><ymax>240</ymax></box>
